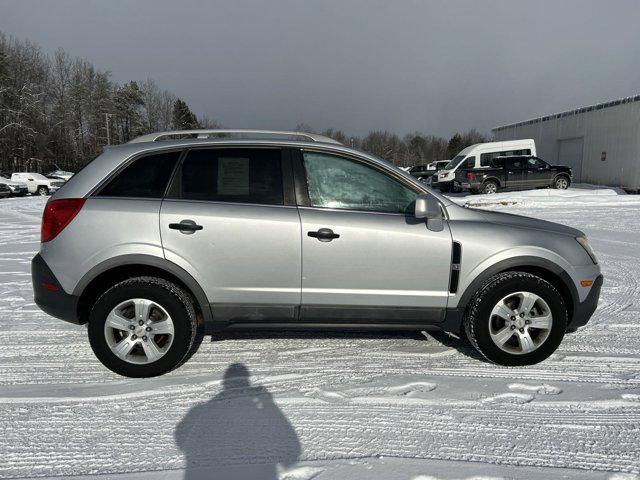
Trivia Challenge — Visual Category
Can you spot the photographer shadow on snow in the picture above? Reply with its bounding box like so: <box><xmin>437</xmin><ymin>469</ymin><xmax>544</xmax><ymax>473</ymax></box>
<box><xmin>175</xmin><ymin>363</ymin><xmax>301</xmax><ymax>480</ymax></box>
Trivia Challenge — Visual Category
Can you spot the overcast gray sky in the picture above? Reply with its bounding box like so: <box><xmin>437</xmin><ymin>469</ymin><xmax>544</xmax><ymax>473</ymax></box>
<box><xmin>1</xmin><ymin>0</ymin><xmax>639</xmax><ymax>137</ymax></box>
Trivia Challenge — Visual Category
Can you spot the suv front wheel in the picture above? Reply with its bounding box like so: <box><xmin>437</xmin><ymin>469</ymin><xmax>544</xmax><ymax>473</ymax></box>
<box><xmin>464</xmin><ymin>271</ymin><xmax>567</xmax><ymax>366</ymax></box>
<box><xmin>88</xmin><ymin>276</ymin><xmax>197</xmax><ymax>377</ymax></box>
<box><xmin>553</xmin><ymin>175</ymin><xmax>570</xmax><ymax>190</ymax></box>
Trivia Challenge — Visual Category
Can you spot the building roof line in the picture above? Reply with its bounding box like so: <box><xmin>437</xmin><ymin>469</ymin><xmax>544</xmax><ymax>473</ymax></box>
<box><xmin>492</xmin><ymin>94</ymin><xmax>640</xmax><ymax>132</ymax></box>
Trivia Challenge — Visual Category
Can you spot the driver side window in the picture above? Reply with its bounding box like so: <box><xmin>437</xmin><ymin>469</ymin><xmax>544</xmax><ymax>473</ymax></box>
<box><xmin>302</xmin><ymin>152</ymin><xmax>418</xmax><ymax>214</ymax></box>
<box><xmin>527</xmin><ymin>157</ymin><xmax>546</xmax><ymax>168</ymax></box>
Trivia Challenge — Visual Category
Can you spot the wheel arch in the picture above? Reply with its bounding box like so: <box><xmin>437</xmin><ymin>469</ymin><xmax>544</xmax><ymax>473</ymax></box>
<box><xmin>74</xmin><ymin>254</ymin><xmax>213</xmax><ymax>325</ymax></box>
<box><xmin>554</xmin><ymin>172</ymin><xmax>571</xmax><ymax>185</ymax></box>
<box><xmin>453</xmin><ymin>256</ymin><xmax>577</xmax><ymax>327</ymax></box>
<box><xmin>482</xmin><ymin>176</ymin><xmax>501</xmax><ymax>187</ymax></box>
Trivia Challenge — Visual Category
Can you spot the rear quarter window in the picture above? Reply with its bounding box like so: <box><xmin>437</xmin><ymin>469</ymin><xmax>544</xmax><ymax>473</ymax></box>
<box><xmin>97</xmin><ymin>151</ymin><xmax>180</xmax><ymax>198</ymax></box>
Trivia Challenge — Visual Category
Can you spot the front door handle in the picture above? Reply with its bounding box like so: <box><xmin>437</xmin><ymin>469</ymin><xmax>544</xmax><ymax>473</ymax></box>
<box><xmin>308</xmin><ymin>228</ymin><xmax>339</xmax><ymax>242</ymax></box>
<box><xmin>169</xmin><ymin>220</ymin><xmax>203</xmax><ymax>234</ymax></box>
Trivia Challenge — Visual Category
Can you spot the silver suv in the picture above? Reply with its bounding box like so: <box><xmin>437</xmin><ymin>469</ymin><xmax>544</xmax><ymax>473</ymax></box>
<box><xmin>32</xmin><ymin>129</ymin><xmax>602</xmax><ymax>377</ymax></box>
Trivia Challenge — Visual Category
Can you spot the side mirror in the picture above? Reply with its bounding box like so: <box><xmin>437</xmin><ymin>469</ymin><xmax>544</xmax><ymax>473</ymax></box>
<box><xmin>415</xmin><ymin>194</ymin><xmax>442</xmax><ymax>219</ymax></box>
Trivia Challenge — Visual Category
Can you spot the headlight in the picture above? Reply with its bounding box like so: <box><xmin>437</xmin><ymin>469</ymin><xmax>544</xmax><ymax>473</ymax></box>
<box><xmin>439</xmin><ymin>173</ymin><xmax>447</xmax><ymax>178</ymax></box>
<box><xmin>576</xmin><ymin>236</ymin><xmax>598</xmax><ymax>264</ymax></box>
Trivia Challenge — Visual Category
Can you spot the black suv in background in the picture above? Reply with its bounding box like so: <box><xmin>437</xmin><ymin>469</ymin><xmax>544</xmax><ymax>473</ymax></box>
<box><xmin>458</xmin><ymin>156</ymin><xmax>572</xmax><ymax>194</ymax></box>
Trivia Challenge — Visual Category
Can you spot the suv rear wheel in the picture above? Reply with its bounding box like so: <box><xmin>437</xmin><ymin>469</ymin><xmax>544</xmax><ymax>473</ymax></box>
<box><xmin>88</xmin><ymin>276</ymin><xmax>197</xmax><ymax>377</ymax></box>
<box><xmin>464</xmin><ymin>271</ymin><xmax>567</xmax><ymax>366</ymax></box>
<box><xmin>37</xmin><ymin>185</ymin><xmax>49</xmax><ymax>196</ymax></box>
<box><xmin>481</xmin><ymin>180</ymin><xmax>498</xmax><ymax>195</ymax></box>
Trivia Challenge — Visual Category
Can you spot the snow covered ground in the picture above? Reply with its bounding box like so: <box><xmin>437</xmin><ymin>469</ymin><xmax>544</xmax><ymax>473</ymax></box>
<box><xmin>1</xmin><ymin>187</ymin><xmax>639</xmax><ymax>480</ymax></box>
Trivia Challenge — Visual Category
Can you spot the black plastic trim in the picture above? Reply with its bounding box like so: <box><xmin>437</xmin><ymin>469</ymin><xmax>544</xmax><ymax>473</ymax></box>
<box><xmin>73</xmin><ymin>254</ymin><xmax>214</xmax><ymax>326</ymax></box>
<box><xmin>290</xmin><ymin>148</ymin><xmax>311</xmax><ymax>207</ymax></box>
<box><xmin>442</xmin><ymin>256</ymin><xmax>593</xmax><ymax>333</ymax></box>
<box><xmin>569</xmin><ymin>275</ymin><xmax>603</xmax><ymax>328</ymax></box>
<box><xmin>455</xmin><ymin>256</ymin><xmax>578</xmax><ymax>312</ymax></box>
<box><xmin>300</xmin><ymin>304</ymin><xmax>444</xmax><ymax>324</ymax></box>
<box><xmin>449</xmin><ymin>242</ymin><xmax>461</xmax><ymax>293</ymax></box>
<box><xmin>32</xmin><ymin>253</ymin><xmax>81</xmax><ymax>324</ymax></box>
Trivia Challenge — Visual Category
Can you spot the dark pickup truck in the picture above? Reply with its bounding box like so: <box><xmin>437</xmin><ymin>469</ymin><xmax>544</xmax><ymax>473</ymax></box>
<box><xmin>457</xmin><ymin>155</ymin><xmax>572</xmax><ymax>194</ymax></box>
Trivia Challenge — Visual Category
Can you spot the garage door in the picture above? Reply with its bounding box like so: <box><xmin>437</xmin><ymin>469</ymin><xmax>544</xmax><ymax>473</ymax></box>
<box><xmin>558</xmin><ymin>138</ymin><xmax>584</xmax><ymax>182</ymax></box>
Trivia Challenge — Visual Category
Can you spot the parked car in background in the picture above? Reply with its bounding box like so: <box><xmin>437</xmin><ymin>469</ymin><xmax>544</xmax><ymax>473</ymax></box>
<box><xmin>32</xmin><ymin>129</ymin><xmax>601</xmax><ymax>377</ymax></box>
<box><xmin>433</xmin><ymin>139</ymin><xmax>536</xmax><ymax>192</ymax></box>
<box><xmin>428</xmin><ymin>160</ymin><xmax>450</xmax><ymax>171</ymax></box>
<box><xmin>408</xmin><ymin>164</ymin><xmax>432</xmax><ymax>178</ymax></box>
<box><xmin>409</xmin><ymin>160</ymin><xmax>450</xmax><ymax>184</ymax></box>
<box><xmin>46</xmin><ymin>170</ymin><xmax>74</xmax><ymax>181</ymax></box>
<box><xmin>458</xmin><ymin>156</ymin><xmax>572</xmax><ymax>194</ymax></box>
<box><xmin>0</xmin><ymin>183</ymin><xmax>10</xmax><ymax>198</ymax></box>
<box><xmin>0</xmin><ymin>175</ymin><xmax>28</xmax><ymax>196</ymax></box>
<box><xmin>11</xmin><ymin>173</ymin><xmax>65</xmax><ymax>195</ymax></box>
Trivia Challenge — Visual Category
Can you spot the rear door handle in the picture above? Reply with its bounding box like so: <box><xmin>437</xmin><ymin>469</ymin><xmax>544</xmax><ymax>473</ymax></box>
<box><xmin>169</xmin><ymin>220</ymin><xmax>203</xmax><ymax>233</ymax></box>
<box><xmin>308</xmin><ymin>228</ymin><xmax>339</xmax><ymax>242</ymax></box>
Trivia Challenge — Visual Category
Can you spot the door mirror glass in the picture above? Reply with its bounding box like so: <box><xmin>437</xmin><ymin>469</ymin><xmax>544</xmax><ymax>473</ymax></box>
<box><xmin>414</xmin><ymin>194</ymin><xmax>441</xmax><ymax>219</ymax></box>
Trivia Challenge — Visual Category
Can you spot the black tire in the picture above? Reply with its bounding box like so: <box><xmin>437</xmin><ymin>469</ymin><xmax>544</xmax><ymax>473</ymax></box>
<box><xmin>464</xmin><ymin>271</ymin><xmax>567</xmax><ymax>366</ymax></box>
<box><xmin>481</xmin><ymin>180</ymin><xmax>498</xmax><ymax>195</ymax></box>
<box><xmin>553</xmin><ymin>175</ymin><xmax>570</xmax><ymax>190</ymax></box>
<box><xmin>88</xmin><ymin>276</ymin><xmax>198</xmax><ymax>377</ymax></box>
<box><xmin>37</xmin><ymin>185</ymin><xmax>49</xmax><ymax>196</ymax></box>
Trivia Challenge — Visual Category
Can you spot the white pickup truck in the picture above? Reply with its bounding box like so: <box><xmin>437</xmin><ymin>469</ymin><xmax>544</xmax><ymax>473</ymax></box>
<box><xmin>11</xmin><ymin>173</ymin><xmax>65</xmax><ymax>196</ymax></box>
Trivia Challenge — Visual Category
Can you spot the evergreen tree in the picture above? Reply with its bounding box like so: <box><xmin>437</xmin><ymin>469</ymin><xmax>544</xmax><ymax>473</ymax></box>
<box><xmin>172</xmin><ymin>98</ymin><xmax>199</xmax><ymax>130</ymax></box>
<box><xmin>447</xmin><ymin>133</ymin><xmax>464</xmax><ymax>158</ymax></box>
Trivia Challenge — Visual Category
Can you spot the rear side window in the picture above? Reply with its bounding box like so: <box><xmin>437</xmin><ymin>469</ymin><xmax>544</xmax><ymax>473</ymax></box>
<box><xmin>173</xmin><ymin>148</ymin><xmax>283</xmax><ymax>205</ymax></box>
<box><xmin>480</xmin><ymin>149</ymin><xmax>532</xmax><ymax>167</ymax></box>
<box><xmin>98</xmin><ymin>151</ymin><xmax>180</xmax><ymax>198</ymax></box>
<box><xmin>505</xmin><ymin>157</ymin><xmax>526</xmax><ymax>169</ymax></box>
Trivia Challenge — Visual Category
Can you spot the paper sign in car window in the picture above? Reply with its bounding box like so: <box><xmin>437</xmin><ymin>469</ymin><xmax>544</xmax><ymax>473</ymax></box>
<box><xmin>218</xmin><ymin>157</ymin><xmax>250</xmax><ymax>195</ymax></box>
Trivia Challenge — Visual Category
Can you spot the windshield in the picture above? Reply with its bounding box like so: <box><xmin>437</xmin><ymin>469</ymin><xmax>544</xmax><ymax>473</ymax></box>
<box><xmin>445</xmin><ymin>155</ymin><xmax>466</xmax><ymax>170</ymax></box>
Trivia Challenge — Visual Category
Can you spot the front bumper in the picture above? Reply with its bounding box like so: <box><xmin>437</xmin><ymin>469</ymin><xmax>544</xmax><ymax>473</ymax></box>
<box><xmin>32</xmin><ymin>253</ymin><xmax>80</xmax><ymax>324</ymax></box>
<box><xmin>9</xmin><ymin>187</ymin><xmax>28</xmax><ymax>196</ymax></box>
<box><xmin>568</xmin><ymin>274</ymin><xmax>603</xmax><ymax>329</ymax></box>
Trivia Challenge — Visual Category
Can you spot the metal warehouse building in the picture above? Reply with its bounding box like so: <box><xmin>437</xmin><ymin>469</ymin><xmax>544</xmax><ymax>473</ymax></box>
<box><xmin>492</xmin><ymin>95</ymin><xmax>640</xmax><ymax>191</ymax></box>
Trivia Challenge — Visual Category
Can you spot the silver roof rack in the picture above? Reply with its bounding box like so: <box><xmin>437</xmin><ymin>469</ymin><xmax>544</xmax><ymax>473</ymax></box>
<box><xmin>128</xmin><ymin>129</ymin><xmax>342</xmax><ymax>145</ymax></box>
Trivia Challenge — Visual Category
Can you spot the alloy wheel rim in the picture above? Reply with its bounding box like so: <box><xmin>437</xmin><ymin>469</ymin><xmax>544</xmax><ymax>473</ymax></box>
<box><xmin>557</xmin><ymin>178</ymin><xmax>568</xmax><ymax>189</ymax></box>
<box><xmin>488</xmin><ymin>291</ymin><xmax>553</xmax><ymax>355</ymax></box>
<box><xmin>104</xmin><ymin>298</ymin><xmax>175</xmax><ymax>364</ymax></box>
<box><xmin>485</xmin><ymin>183</ymin><xmax>497</xmax><ymax>194</ymax></box>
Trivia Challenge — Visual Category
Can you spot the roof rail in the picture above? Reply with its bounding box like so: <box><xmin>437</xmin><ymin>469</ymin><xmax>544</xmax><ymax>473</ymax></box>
<box><xmin>128</xmin><ymin>129</ymin><xmax>342</xmax><ymax>145</ymax></box>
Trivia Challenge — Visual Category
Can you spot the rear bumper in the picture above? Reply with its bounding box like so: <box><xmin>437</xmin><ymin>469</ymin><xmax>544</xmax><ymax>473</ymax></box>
<box><xmin>32</xmin><ymin>253</ymin><xmax>81</xmax><ymax>324</ymax></box>
<box><xmin>569</xmin><ymin>274</ymin><xmax>603</xmax><ymax>328</ymax></box>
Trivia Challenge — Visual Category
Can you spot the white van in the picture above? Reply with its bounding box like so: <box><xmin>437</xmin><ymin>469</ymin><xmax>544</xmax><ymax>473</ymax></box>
<box><xmin>432</xmin><ymin>139</ymin><xmax>536</xmax><ymax>192</ymax></box>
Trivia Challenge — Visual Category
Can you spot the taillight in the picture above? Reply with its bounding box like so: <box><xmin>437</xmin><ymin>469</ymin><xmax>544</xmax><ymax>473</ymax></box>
<box><xmin>41</xmin><ymin>198</ymin><xmax>86</xmax><ymax>243</ymax></box>
<box><xmin>466</xmin><ymin>172</ymin><xmax>475</xmax><ymax>182</ymax></box>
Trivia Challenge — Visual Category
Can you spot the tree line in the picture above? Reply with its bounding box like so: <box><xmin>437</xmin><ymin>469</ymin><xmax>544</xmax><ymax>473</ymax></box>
<box><xmin>0</xmin><ymin>31</ymin><xmax>486</xmax><ymax>173</ymax></box>
<box><xmin>301</xmin><ymin>126</ymin><xmax>487</xmax><ymax>168</ymax></box>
